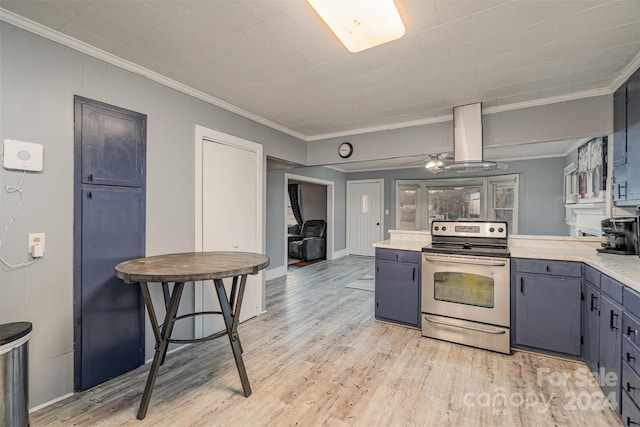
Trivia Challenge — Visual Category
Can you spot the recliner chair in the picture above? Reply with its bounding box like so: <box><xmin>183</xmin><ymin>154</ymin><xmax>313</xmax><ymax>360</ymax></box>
<box><xmin>288</xmin><ymin>219</ymin><xmax>326</xmax><ymax>261</ymax></box>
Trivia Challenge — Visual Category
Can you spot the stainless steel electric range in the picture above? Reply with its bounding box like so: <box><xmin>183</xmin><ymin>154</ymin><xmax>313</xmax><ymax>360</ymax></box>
<box><xmin>421</xmin><ymin>220</ymin><xmax>511</xmax><ymax>354</ymax></box>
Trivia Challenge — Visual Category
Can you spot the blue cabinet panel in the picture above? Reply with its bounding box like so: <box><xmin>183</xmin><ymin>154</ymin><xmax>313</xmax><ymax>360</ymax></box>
<box><xmin>627</xmin><ymin>67</ymin><xmax>640</xmax><ymax>203</ymax></box>
<box><xmin>80</xmin><ymin>186</ymin><xmax>145</xmax><ymax>390</ymax></box>
<box><xmin>514</xmin><ymin>258</ymin><xmax>582</xmax><ymax>278</ymax></box>
<box><xmin>515</xmin><ymin>274</ymin><xmax>582</xmax><ymax>356</ymax></box>
<box><xmin>625</xmin><ymin>287</ymin><xmax>640</xmax><ymax>319</ymax></box>
<box><xmin>80</xmin><ymin>102</ymin><xmax>145</xmax><ymax>187</ymax></box>
<box><xmin>600</xmin><ymin>293</ymin><xmax>623</xmax><ymax>412</ymax></box>
<box><xmin>614</xmin><ymin>66</ymin><xmax>640</xmax><ymax>206</ymax></box>
<box><xmin>584</xmin><ymin>264</ymin><xmax>601</xmax><ymax>288</ymax></box>
<box><xmin>375</xmin><ymin>248</ymin><xmax>420</xmax><ymax>264</ymax></box>
<box><xmin>583</xmin><ymin>281</ymin><xmax>600</xmax><ymax>374</ymax></box>
<box><xmin>602</xmin><ymin>274</ymin><xmax>624</xmax><ymax>304</ymax></box>
<box><xmin>375</xmin><ymin>249</ymin><xmax>420</xmax><ymax>328</ymax></box>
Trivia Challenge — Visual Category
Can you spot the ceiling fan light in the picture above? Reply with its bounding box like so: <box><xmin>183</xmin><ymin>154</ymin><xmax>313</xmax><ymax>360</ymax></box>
<box><xmin>307</xmin><ymin>0</ymin><xmax>406</xmax><ymax>53</ymax></box>
<box><xmin>425</xmin><ymin>160</ymin><xmax>436</xmax><ymax>169</ymax></box>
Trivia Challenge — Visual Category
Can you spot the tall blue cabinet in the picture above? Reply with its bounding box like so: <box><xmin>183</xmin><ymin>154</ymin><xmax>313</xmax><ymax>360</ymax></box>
<box><xmin>74</xmin><ymin>96</ymin><xmax>146</xmax><ymax>391</ymax></box>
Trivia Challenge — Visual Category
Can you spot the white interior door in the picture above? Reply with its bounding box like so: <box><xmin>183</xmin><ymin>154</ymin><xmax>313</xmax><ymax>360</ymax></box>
<box><xmin>195</xmin><ymin>126</ymin><xmax>263</xmax><ymax>337</ymax></box>
<box><xmin>347</xmin><ymin>180</ymin><xmax>383</xmax><ymax>256</ymax></box>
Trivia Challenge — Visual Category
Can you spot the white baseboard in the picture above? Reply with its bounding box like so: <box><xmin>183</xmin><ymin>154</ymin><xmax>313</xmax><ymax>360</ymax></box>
<box><xmin>264</xmin><ymin>265</ymin><xmax>287</xmax><ymax>281</ymax></box>
<box><xmin>332</xmin><ymin>249</ymin><xmax>348</xmax><ymax>259</ymax></box>
<box><xmin>30</xmin><ymin>392</ymin><xmax>74</xmax><ymax>413</ymax></box>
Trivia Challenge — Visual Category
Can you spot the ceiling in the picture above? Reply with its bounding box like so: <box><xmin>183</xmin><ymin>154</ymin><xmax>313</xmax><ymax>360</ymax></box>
<box><xmin>2</xmin><ymin>0</ymin><xmax>639</xmax><ymax>144</ymax></box>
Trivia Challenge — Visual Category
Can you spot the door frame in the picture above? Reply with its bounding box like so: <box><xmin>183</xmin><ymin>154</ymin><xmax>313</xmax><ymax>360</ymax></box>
<box><xmin>346</xmin><ymin>179</ymin><xmax>384</xmax><ymax>255</ymax></box>
<box><xmin>194</xmin><ymin>125</ymin><xmax>264</xmax><ymax>336</ymax></box>
<box><xmin>284</xmin><ymin>174</ymin><xmax>334</xmax><ymax>267</ymax></box>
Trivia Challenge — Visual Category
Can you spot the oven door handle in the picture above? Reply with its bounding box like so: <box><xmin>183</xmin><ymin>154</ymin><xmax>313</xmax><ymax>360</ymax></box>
<box><xmin>423</xmin><ymin>255</ymin><xmax>507</xmax><ymax>267</ymax></box>
<box><xmin>424</xmin><ymin>316</ymin><xmax>507</xmax><ymax>335</ymax></box>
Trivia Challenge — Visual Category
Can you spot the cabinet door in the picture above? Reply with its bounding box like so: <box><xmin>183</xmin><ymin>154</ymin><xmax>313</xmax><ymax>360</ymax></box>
<box><xmin>614</xmin><ymin>84</ymin><xmax>628</xmax><ymax>168</ymax></box>
<box><xmin>80</xmin><ymin>101</ymin><xmax>146</xmax><ymax>187</ymax></box>
<box><xmin>375</xmin><ymin>260</ymin><xmax>419</xmax><ymax>326</ymax></box>
<box><xmin>626</xmin><ymin>68</ymin><xmax>640</xmax><ymax>202</ymax></box>
<box><xmin>599</xmin><ymin>294</ymin><xmax>623</xmax><ymax>412</ymax></box>
<box><xmin>80</xmin><ymin>186</ymin><xmax>145</xmax><ymax>390</ymax></box>
<box><xmin>515</xmin><ymin>274</ymin><xmax>582</xmax><ymax>356</ymax></box>
<box><xmin>583</xmin><ymin>282</ymin><xmax>600</xmax><ymax>374</ymax></box>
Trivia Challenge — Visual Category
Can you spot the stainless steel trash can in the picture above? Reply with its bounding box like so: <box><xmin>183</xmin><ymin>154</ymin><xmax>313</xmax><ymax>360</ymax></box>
<box><xmin>0</xmin><ymin>322</ymin><xmax>32</xmax><ymax>427</ymax></box>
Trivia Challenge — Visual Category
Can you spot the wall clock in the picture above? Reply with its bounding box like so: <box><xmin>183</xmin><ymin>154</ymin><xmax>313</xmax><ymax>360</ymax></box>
<box><xmin>338</xmin><ymin>142</ymin><xmax>353</xmax><ymax>159</ymax></box>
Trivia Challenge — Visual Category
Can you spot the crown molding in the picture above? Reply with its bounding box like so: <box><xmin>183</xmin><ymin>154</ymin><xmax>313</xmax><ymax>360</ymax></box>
<box><xmin>1</xmin><ymin>7</ymin><xmax>630</xmax><ymax>144</ymax></box>
<box><xmin>609</xmin><ymin>50</ymin><xmax>640</xmax><ymax>92</ymax></box>
<box><xmin>0</xmin><ymin>8</ymin><xmax>307</xmax><ymax>142</ymax></box>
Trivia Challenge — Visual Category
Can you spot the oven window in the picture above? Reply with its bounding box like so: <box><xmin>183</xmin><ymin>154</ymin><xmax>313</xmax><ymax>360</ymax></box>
<box><xmin>433</xmin><ymin>272</ymin><xmax>494</xmax><ymax>308</ymax></box>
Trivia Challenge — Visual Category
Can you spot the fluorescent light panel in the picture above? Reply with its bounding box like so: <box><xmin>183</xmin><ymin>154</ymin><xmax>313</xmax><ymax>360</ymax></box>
<box><xmin>307</xmin><ymin>0</ymin><xmax>406</xmax><ymax>53</ymax></box>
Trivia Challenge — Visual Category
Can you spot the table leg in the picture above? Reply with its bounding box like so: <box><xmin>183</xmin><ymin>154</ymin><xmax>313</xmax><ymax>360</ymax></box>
<box><xmin>214</xmin><ymin>276</ymin><xmax>251</xmax><ymax>397</ymax></box>
<box><xmin>137</xmin><ymin>281</ymin><xmax>185</xmax><ymax>420</ymax></box>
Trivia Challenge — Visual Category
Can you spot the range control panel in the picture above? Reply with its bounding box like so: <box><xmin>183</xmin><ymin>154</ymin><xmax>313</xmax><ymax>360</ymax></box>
<box><xmin>431</xmin><ymin>220</ymin><xmax>508</xmax><ymax>239</ymax></box>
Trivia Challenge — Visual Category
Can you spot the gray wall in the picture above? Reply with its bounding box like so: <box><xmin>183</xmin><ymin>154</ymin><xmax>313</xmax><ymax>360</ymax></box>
<box><xmin>347</xmin><ymin>156</ymin><xmax>568</xmax><ymax>238</ymax></box>
<box><xmin>0</xmin><ymin>22</ymin><xmax>308</xmax><ymax>408</ymax></box>
<box><xmin>307</xmin><ymin>96</ymin><xmax>612</xmax><ymax>167</ymax></box>
<box><xmin>266</xmin><ymin>166</ymin><xmax>347</xmax><ymax>269</ymax></box>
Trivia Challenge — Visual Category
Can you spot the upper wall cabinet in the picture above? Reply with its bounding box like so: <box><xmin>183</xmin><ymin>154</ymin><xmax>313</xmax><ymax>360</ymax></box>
<box><xmin>614</xmin><ymin>67</ymin><xmax>640</xmax><ymax>206</ymax></box>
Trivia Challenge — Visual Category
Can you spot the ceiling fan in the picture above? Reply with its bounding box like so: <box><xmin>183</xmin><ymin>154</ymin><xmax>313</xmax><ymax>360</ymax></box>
<box><xmin>401</xmin><ymin>152</ymin><xmax>454</xmax><ymax>174</ymax></box>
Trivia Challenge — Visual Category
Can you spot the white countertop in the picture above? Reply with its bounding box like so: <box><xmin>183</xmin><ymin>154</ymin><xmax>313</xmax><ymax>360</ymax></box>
<box><xmin>374</xmin><ymin>235</ymin><xmax>640</xmax><ymax>293</ymax></box>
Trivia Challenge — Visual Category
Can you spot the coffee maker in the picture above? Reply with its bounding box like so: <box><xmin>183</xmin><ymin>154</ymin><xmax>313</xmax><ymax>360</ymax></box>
<box><xmin>597</xmin><ymin>217</ymin><xmax>638</xmax><ymax>255</ymax></box>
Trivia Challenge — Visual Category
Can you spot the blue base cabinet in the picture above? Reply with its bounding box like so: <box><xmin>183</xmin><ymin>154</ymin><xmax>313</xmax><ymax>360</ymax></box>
<box><xmin>621</xmin><ymin>287</ymin><xmax>640</xmax><ymax>423</ymax></box>
<box><xmin>583</xmin><ymin>265</ymin><xmax>601</xmax><ymax>375</ymax></box>
<box><xmin>512</xmin><ymin>259</ymin><xmax>582</xmax><ymax>357</ymax></box>
<box><xmin>580</xmin><ymin>266</ymin><xmax>623</xmax><ymax>413</ymax></box>
<box><xmin>375</xmin><ymin>248</ymin><xmax>420</xmax><ymax>328</ymax></box>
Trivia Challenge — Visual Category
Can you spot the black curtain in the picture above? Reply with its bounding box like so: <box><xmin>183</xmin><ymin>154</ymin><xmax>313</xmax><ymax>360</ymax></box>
<box><xmin>288</xmin><ymin>184</ymin><xmax>303</xmax><ymax>226</ymax></box>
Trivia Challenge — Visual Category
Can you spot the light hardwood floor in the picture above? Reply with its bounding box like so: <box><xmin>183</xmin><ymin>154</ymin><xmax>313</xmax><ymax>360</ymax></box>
<box><xmin>32</xmin><ymin>255</ymin><xmax>622</xmax><ymax>426</ymax></box>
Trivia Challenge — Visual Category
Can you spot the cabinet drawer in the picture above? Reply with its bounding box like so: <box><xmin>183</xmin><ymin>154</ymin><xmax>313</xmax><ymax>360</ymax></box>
<box><xmin>623</xmin><ymin>390</ymin><xmax>640</xmax><ymax>427</ymax></box>
<box><xmin>624</xmin><ymin>313</ymin><xmax>640</xmax><ymax>348</ymax></box>
<box><xmin>623</xmin><ymin>337</ymin><xmax>640</xmax><ymax>374</ymax></box>
<box><xmin>625</xmin><ymin>287</ymin><xmax>640</xmax><ymax>319</ymax></box>
<box><xmin>602</xmin><ymin>274</ymin><xmax>623</xmax><ymax>303</ymax></box>
<box><xmin>376</xmin><ymin>248</ymin><xmax>419</xmax><ymax>264</ymax></box>
<box><xmin>584</xmin><ymin>265</ymin><xmax>601</xmax><ymax>287</ymax></box>
<box><xmin>624</xmin><ymin>362</ymin><xmax>640</xmax><ymax>408</ymax></box>
<box><xmin>514</xmin><ymin>259</ymin><xmax>582</xmax><ymax>277</ymax></box>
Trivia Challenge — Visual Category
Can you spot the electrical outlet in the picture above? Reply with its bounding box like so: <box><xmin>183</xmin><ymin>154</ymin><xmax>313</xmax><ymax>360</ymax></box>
<box><xmin>28</xmin><ymin>233</ymin><xmax>45</xmax><ymax>257</ymax></box>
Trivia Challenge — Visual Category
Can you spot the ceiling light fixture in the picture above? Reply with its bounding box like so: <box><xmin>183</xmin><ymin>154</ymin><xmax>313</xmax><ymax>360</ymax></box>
<box><xmin>306</xmin><ymin>0</ymin><xmax>406</xmax><ymax>53</ymax></box>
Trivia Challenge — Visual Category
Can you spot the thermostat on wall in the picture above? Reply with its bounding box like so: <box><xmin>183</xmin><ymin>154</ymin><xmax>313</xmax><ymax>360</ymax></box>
<box><xmin>2</xmin><ymin>139</ymin><xmax>43</xmax><ymax>172</ymax></box>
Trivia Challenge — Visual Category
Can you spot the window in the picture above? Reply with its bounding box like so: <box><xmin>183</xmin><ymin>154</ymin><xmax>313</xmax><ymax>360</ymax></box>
<box><xmin>488</xmin><ymin>175</ymin><xmax>518</xmax><ymax>234</ymax></box>
<box><xmin>396</xmin><ymin>174</ymin><xmax>519</xmax><ymax>233</ymax></box>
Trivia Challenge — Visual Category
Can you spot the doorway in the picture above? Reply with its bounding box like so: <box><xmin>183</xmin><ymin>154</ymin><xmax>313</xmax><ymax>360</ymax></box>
<box><xmin>284</xmin><ymin>174</ymin><xmax>334</xmax><ymax>270</ymax></box>
<box><xmin>194</xmin><ymin>125</ymin><xmax>264</xmax><ymax>337</ymax></box>
<box><xmin>347</xmin><ymin>179</ymin><xmax>384</xmax><ymax>256</ymax></box>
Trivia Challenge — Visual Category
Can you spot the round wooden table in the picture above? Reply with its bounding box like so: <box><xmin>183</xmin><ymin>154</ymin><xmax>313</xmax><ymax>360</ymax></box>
<box><xmin>115</xmin><ymin>251</ymin><xmax>269</xmax><ymax>420</ymax></box>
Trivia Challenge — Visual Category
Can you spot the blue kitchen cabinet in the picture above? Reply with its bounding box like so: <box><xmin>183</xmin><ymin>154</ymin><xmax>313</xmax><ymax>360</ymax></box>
<box><xmin>581</xmin><ymin>267</ymin><xmax>624</xmax><ymax>415</ymax></box>
<box><xmin>512</xmin><ymin>259</ymin><xmax>582</xmax><ymax>357</ymax></box>
<box><xmin>621</xmin><ymin>287</ymin><xmax>640</xmax><ymax>422</ymax></box>
<box><xmin>614</xmin><ymin>66</ymin><xmax>640</xmax><ymax>206</ymax></box>
<box><xmin>583</xmin><ymin>278</ymin><xmax>600</xmax><ymax>375</ymax></box>
<box><xmin>375</xmin><ymin>248</ymin><xmax>420</xmax><ymax>328</ymax></box>
<box><xmin>600</xmin><ymin>291</ymin><xmax>623</xmax><ymax>413</ymax></box>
